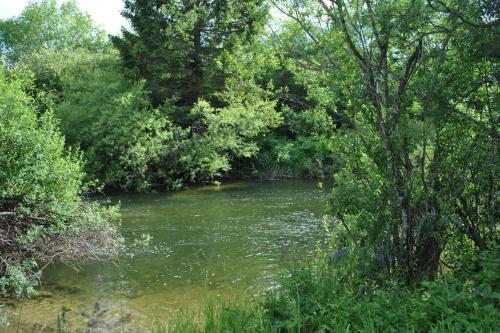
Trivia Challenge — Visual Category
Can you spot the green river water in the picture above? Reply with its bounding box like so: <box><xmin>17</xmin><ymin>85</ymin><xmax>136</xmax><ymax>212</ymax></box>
<box><xmin>1</xmin><ymin>180</ymin><xmax>328</xmax><ymax>332</ymax></box>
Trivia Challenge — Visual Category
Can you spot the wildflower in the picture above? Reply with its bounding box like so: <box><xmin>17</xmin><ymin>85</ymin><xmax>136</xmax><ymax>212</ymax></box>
<box><xmin>327</xmin><ymin>247</ymin><xmax>350</xmax><ymax>265</ymax></box>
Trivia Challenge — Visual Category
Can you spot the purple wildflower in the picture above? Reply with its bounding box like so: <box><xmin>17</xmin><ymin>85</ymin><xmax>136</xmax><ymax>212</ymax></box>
<box><xmin>327</xmin><ymin>247</ymin><xmax>350</xmax><ymax>265</ymax></box>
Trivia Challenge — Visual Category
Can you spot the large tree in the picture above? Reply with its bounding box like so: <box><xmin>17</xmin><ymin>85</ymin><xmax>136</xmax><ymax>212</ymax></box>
<box><xmin>272</xmin><ymin>0</ymin><xmax>499</xmax><ymax>283</ymax></box>
<box><xmin>113</xmin><ymin>0</ymin><xmax>269</xmax><ymax>113</ymax></box>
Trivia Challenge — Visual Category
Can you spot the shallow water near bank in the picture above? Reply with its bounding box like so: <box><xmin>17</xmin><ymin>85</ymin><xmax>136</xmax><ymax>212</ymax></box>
<box><xmin>1</xmin><ymin>180</ymin><xmax>328</xmax><ymax>332</ymax></box>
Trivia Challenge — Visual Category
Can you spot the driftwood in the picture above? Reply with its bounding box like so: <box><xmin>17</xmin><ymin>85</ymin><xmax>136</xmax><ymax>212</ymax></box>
<box><xmin>0</xmin><ymin>203</ymin><xmax>122</xmax><ymax>295</ymax></box>
<box><xmin>0</xmin><ymin>212</ymin><xmax>15</xmax><ymax>216</ymax></box>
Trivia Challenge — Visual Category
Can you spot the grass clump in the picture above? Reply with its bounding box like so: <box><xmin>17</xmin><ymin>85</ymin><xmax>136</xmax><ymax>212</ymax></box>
<box><xmin>160</xmin><ymin>247</ymin><xmax>499</xmax><ymax>333</ymax></box>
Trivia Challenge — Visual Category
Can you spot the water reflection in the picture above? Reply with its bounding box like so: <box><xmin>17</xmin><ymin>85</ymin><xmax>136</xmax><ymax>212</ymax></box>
<box><xmin>1</xmin><ymin>180</ymin><xmax>328</xmax><ymax>332</ymax></box>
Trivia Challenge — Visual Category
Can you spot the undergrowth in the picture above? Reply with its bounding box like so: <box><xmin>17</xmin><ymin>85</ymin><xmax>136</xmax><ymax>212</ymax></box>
<box><xmin>157</xmin><ymin>247</ymin><xmax>499</xmax><ymax>333</ymax></box>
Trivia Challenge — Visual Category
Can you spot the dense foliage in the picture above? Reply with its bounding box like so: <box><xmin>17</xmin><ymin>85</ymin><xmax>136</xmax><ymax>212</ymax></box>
<box><xmin>276</xmin><ymin>0</ymin><xmax>499</xmax><ymax>284</ymax></box>
<box><xmin>0</xmin><ymin>0</ymin><xmax>106</xmax><ymax>62</ymax></box>
<box><xmin>158</xmin><ymin>246</ymin><xmax>500</xmax><ymax>332</ymax></box>
<box><xmin>0</xmin><ymin>67</ymin><xmax>120</xmax><ymax>298</ymax></box>
<box><xmin>0</xmin><ymin>0</ymin><xmax>498</xmax><ymax>330</ymax></box>
<box><xmin>113</xmin><ymin>0</ymin><xmax>269</xmax><ymax>108</ymax></box>
<box><xmin>25</xmin><ymin>47</ymin><xmax>177</xmax><ymax>190</ymax></box>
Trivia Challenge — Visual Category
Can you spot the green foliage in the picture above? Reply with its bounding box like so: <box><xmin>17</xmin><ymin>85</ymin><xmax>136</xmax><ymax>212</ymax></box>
<box><xmin>260</xmin><ymin>250</ymin><xmax>499</xmax><ymax>333</ymax></box>
<box><xmin>23</xmin><ymin>47</ymin><xmax>177</xmax><ymax>190</ymax></box>
<box><xmin>156</xmin><ymin>300</ymin><xmax>268</xmax><ymax>333</ymax></box>
<box><xmin>0</xmin><ymin>4</ymin><xmax>497</xmax><ymax>326</ymax></box>
<box><xmin>225</xmin><ymin>19</ymin><xmax>347</xmax><ymax>180</ymax></box>
<box><xmin>113</xmin><ymin>0</ymin><xmax>269</xmax><ymax>107</ymax></box>
<box><xmin>0</xmin><ymin>262</ymin><xmax>36</xmax><ymax>299</ymax></box>
<box><xmin>0</xmin><ymin>0</ymin><xmax>107</xmax><ymax>62</ymax></box>
<box><xmin>157</xmin><ymin>1</ymin><xmax>499</xmax><ymax>330</ymax></box>
<box><xmin>161</xmin><ymin>247</ymin><xmax>500</xmax><ymax>333</ymax></box>
<box><xmin>159</xmin><ymin>34</ymin><xmax>283</xmax><ymax>183</ymax></box>
<box><xmin>270</xmin><ymin>0</ymin><xmax>499</xmax><ymax>284</ymax></box>
<box><xmin>0</xmin><ymin>68</ymin><xmax>82</xmax><ymax>219</ymax></box>
<box><xmin>0</xmin><ymin>66</ymin><xmax>120</xmax><ymax>298</ymax></box>
<box><xmin>252</xmin><ymin>107</ymin><xmax>338</xmax><ymax>179</ymax></box>
<box><xmin>7</xmin><ymin>0</ymin><xmax>281</xmax><ymax>190</ymax></box>
<box><xmin>25</xmin><ymin>43</ymin><xmax>282</xmax><ymax>189</ymax></box>
<box><xmin>179</xmin><ymin>95</ymin><xmax>281</xmax><ymax>182</ymax></box>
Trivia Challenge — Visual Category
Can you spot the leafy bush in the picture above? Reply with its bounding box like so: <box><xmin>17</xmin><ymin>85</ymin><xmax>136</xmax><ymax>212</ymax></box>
<box><xmin>177</xmin><ymin>96</ymin><xmax>281</xmax><ymax>182</ymax></box>
<box><xmin>0</xmin><ymin>66</ymin><xmax>120</xmax><ymax>298</ymax></box>
<box><xmin>251</xmin><ymin>107</ymin><xmax>339</xmax><ymax>179</ymax></box>
<box><xmin>24</xmin><ymin>48</ymin><xmax>177</xmax><ymax>190</ymax></box>
<box><xmin>24</xmin><ymin>39</ymin><xmax>283</xmax><ymax>189</ymax></box>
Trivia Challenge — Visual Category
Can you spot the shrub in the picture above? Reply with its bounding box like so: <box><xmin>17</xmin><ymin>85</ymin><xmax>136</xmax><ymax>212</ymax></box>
<box><xmin>24</xmin><ymin>48</ymin><xmax>176</xmax><ymax>191</ymax></box>
<box><xmin>0</xmin><ymin>66</ymin><xmax>121</xmax><ymax>298</ymax></box>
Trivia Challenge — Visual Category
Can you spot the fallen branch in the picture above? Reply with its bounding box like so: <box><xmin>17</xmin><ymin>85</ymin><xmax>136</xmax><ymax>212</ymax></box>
<box><xmin>0</xmin><ymin>212</ymin><xmax>15</xmax><ymax>216</ymax></box>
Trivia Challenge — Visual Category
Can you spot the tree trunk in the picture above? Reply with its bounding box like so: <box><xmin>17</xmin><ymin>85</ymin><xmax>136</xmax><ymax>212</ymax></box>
<box><xmin>192</xmin><ymin>24</ymin><xmax>204</xmax><ymax>103</ymax></box>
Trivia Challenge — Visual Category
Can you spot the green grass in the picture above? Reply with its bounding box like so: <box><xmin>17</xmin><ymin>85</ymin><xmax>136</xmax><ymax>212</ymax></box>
<box><xmin>52</xmin><ymin>248</ymin><xmax>499</xmax><ymax>333</ymax></box>
<box><xmin>157</xmin><ymin>249</ymin><xmax>500</xmax><ymax>333</ymax></box>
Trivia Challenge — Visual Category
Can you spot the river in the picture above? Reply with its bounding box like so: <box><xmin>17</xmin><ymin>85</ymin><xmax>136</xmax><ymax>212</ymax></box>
<box><xmin>1</xmin><ymin>180</ymin><xmax>329</xmax><ymax>332</ymax></box>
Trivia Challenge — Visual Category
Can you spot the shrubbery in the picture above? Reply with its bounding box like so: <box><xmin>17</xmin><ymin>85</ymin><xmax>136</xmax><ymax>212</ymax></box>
<box><xmin>0</xmin><ymin>3</ymin><xmax>497</xmax><ymax>330</ymax></box>
<box><xmin>25</xmin><ymin>48</ymin><xmax>178</xmax><ymax>190</ymax></box>
<box><xmin>159</xmin><ymin>246</ymin><xmax>500</xmax><ymax>332</ymax></box>
<box><xmin>259</xmin><ymin>248</ymin><xmax>499</xmax><ymax>332</ymax></box>
<box><xmin>0</xmin><ymin>67</ymin><xmax>121</xmax><ymax>298</ymax></box>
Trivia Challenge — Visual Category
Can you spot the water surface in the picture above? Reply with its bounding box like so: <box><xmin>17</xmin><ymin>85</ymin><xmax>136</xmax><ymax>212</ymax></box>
<box><xmin>1</xmin><ymin>180</ymin><xmax>328</xmax><ymax>332</ymax></box>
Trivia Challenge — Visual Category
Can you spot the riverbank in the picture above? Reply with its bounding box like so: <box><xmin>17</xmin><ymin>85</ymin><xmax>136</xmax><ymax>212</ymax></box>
<box><xmin>1</xmin><ymin>181</ymin><xmax>329</xmax><ymax>332</ymax></box>
<box><xmin>158</xmin><ymin>246</ymin><xmax>500</xmax><ymax>333</ymax></box>
<box><xmin>0</xmin><ymin>69</ymin><xmax>122</xmax><ymax>301</ymax></box>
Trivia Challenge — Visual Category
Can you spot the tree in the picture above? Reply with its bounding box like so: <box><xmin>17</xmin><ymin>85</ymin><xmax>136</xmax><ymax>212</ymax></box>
<box><xmin>24</xmin><ymin>48</ymin><xmax>177</xmax><ymax>191</ymax></box>
<box><xmin>246</xmin><ymin>19</ymin><xmax>351</xmax><ymax>179</ymax></box>
<box><xmin>0</xmin><ymin>67</ymin><xmax>119</xmax><ymax>298</ymax></box>
<box><xmin>113</xmin><ymin>0</ymin><xmax>269</xmax><ymax>112</ymax></box>
<box><xmin>0</xmin><ymin>0</ymin><xmax>107</xmax><ymax>63</ymax></box>
<box><xmin>167</xmin><ymin>38</ymin><xmax>283</xmax><ymax>182</ymax></box>
<box><xmin>112</xmin><ymin>1</ymin><xmax>283</xmax><ymax>184</ymax></box>
<box><xmin>272</xmin><ymin>0</ymin><xmax>499</xmax><ymax>283</ymax></box>
<box><xmin>0</xmin><ymin>0</ymin><xmax>176</xmax><ymax>191</ymax></box>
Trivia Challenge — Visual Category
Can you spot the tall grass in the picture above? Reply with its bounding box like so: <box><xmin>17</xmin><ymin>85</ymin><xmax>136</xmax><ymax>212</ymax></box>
<box><xmin>158</xmin><ymin>247</ymin><xmax>500</xmax><ymax>333</ymax></box>
<box><xmin>53</xmin><ymin>247</ymin><xmax>499</xmax><ymax>333</ymax></box>
<box><xmin>154</xmin><ymin>299</ymin><xmax>270</xmax><ymax>333</ymax></box>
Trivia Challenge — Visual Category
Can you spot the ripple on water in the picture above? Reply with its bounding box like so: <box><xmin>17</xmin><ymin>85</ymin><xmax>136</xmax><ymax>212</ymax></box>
<box><xmin>4</xmin><ymin>180</ymin><xmax>329</xmax><ymax>332</ymax></box>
